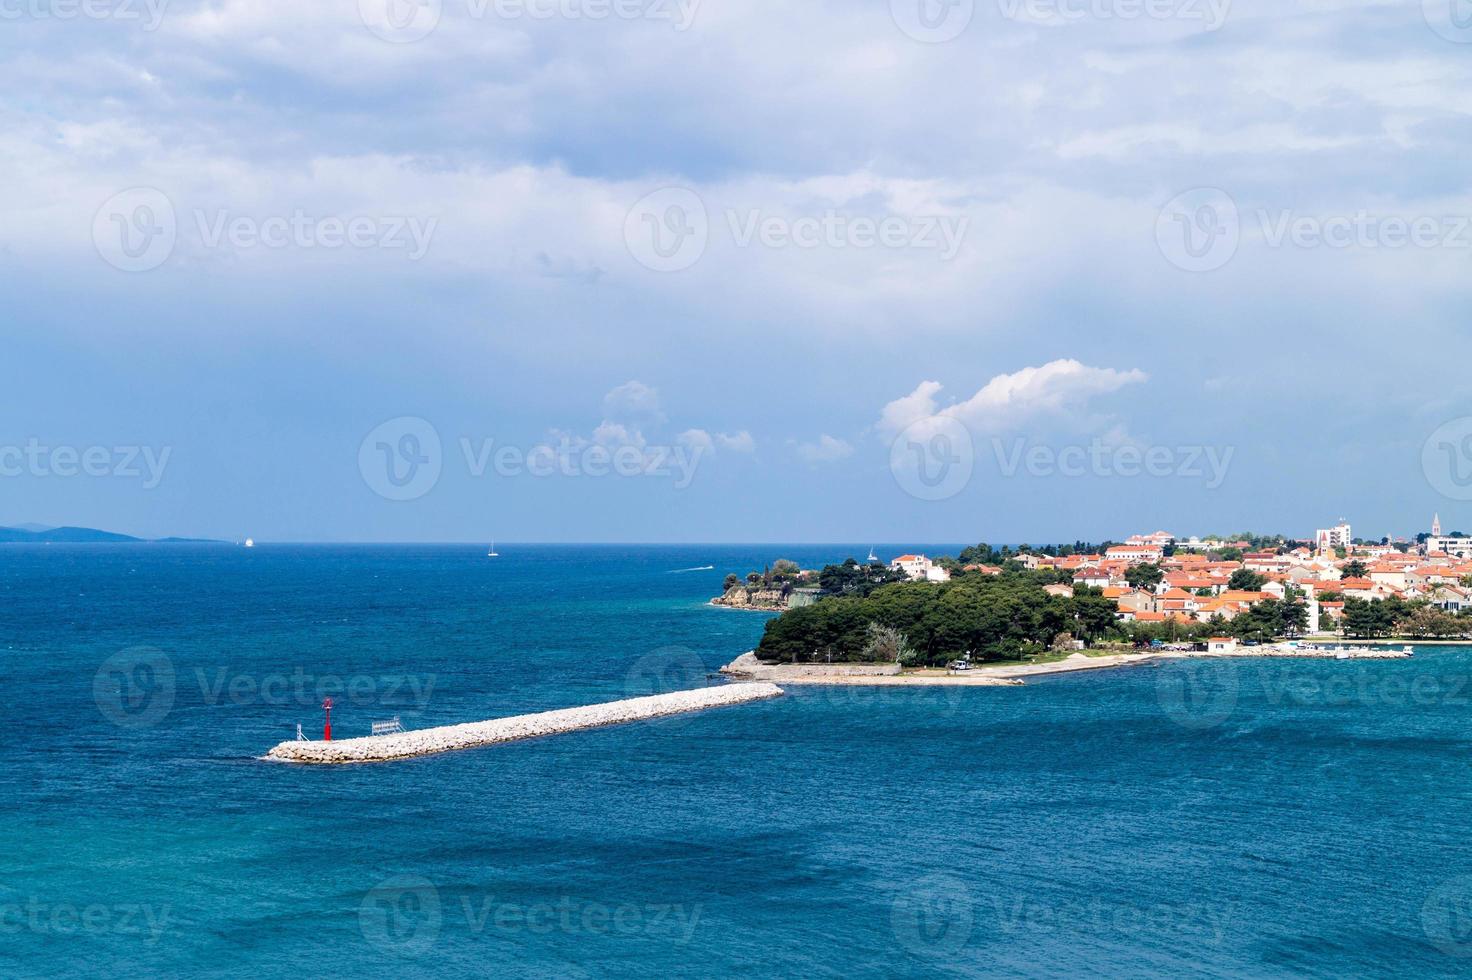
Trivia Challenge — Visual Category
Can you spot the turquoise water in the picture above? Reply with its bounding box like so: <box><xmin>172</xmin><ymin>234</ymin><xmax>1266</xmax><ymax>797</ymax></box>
<box><xmin>4</xmin><ymin>544</ymin><xmax>1472</xmax><ymax>978</ymax></box>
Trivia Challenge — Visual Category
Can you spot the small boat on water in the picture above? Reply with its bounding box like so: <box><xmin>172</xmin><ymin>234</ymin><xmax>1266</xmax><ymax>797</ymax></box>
<box><xmin>487</xmin><ymin>539</ymin><xmax>499</xmax><ymax>557</ymax></box>
<box><xmin>867</xmin><ymin>546</ymin><xmax>879</xmax><ymax>562</ymax></box>
<box><xmin>244</xmin><ymin>538</ymin><xmax>254</xmax><ymax>548</ymax></box>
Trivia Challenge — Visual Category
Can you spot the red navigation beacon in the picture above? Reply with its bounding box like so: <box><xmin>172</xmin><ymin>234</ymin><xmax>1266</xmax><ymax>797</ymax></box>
<box><xmin>323</xmin><ymin>697</ymin><xmax>333</xmax><ymax>742</ymax></box>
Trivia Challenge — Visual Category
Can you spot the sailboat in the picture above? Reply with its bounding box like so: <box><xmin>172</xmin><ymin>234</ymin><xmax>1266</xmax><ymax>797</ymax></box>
<box><xmin>867</xmin><ymin>546</ymin><xmax>878</xmax><ymax>562</ymax></box>
<box><xmin>487</xmin><ymin>539</ymin><xmax>499</xmax><ymax>557</ymax></box>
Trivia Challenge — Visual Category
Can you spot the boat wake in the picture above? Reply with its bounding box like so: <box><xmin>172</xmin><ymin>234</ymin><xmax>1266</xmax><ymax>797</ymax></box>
<box><xmin>669</xmin><ymin>565</ymin><xmax>715</xmax><ymax>573</ymax></box>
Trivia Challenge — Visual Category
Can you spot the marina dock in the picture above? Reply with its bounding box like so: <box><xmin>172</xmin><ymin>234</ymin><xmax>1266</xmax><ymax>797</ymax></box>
<box><xmin>266</xmin><ymin>682</ymin><xmax>784</xmax><ymax>764</ymax></box>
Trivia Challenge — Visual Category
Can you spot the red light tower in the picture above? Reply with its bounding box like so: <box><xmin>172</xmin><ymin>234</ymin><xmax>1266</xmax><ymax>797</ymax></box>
<box><xmin>323</xmin><ymin>697</ymin><xmax>333</xmax><ymax>741</ymax></box>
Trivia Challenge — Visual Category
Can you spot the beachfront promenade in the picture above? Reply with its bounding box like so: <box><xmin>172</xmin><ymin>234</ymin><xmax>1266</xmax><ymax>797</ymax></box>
<box><xmin>267</xmin><ymin>683</ymin><xmax>784</xmax><ymax>764</ymax></box>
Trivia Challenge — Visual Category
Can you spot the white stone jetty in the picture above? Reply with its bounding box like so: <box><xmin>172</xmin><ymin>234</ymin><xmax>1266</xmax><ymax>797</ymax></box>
<box><xmin>266</xmin><ymin>683</ymin><xmax>784</xmax><ymax>765</ymax></box>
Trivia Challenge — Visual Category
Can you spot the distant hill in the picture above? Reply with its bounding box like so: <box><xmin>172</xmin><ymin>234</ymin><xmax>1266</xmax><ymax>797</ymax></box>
<box><xmin>0</xmin><ymin>526</ymin><xmax>226</xmax><ymax>544</ymax></box>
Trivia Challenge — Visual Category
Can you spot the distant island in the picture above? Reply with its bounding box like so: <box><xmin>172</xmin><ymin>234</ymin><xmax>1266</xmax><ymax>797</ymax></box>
<box><xmin>0</xmin><ymin>524</ymin><xmax>226</xmax><ymax>544</ymax></box>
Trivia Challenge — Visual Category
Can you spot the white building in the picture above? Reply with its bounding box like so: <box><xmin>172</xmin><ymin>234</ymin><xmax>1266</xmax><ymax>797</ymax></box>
<box><xmin>1315</xmin><ymin>521</ymin><xmax>1352</xmax><ymax>553</ymax></box>
<box><xmin>1425</xmin><ymin>535</ymin><xmax>1472</xmax><ymax>558</ymax></box>
<box><xmin>890</xmin><ymin>554</ymin><xmax>951</xmax><ymax>582</ymax></box>
<box><xmin>1105</xmin><ymin>544</ymin><xmax>1164</xmax><ymax>564</ymax></box>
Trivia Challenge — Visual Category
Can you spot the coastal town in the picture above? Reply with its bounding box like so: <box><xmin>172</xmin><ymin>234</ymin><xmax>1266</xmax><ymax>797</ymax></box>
<box><xmin>876</xmin><ymin>516</ymin><xmax>1472</xmax><ymax>636</ymax></box>
<box><xmin>713</xmin><ymin>515</ymin><xmax>1472</xmax><ymax>684</ymax></box>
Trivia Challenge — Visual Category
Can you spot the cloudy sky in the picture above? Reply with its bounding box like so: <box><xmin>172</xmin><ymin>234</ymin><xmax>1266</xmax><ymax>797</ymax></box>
<box><xmin>3</xmin><ymin>0</ymin><xmax>1471</xmax><ymax>543</ymax></box>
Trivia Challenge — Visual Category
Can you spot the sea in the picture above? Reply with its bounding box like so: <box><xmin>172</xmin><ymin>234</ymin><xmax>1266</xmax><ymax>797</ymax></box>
<box><xmin>3</xmin><ymin>543</ymin><xmax>1472</xmax><ymax>978</ymax></box>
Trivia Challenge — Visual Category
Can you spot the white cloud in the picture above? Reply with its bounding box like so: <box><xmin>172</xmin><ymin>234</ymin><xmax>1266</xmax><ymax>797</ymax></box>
<box><xmin>677</xmin><ymin>429</ymin><xmax>755</xmax><ymax>455</ymax></box>
<box><xmin>676</xmin><ymin>429</ymin><xmax>713</xmax><ymax>453</ymax></box>
<box><xmin>591</xmin><ymin>421</ymin><xmax>645</xmax><ymax>449</ymax></box>
<box><xmin>602</xmin><ymin>380</ymin><xmax>664</xmax><ymax>424</ymax></box>
<box><xmin>794</xmin><ymin>434</ymin><xmax>854</xmax><ymax>464</ymax></box>
<box><xmin>716</xmin><ymin>430</ymin><xmax>755</xmax><ymax>453</ymax></box>
<box><xmin>878</xmin><ymin>360</ymin><xmax>1148</xmax><ymax>438</ymax></box>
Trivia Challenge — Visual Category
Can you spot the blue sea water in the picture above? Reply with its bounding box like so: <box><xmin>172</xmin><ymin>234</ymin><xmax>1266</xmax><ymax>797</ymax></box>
<box><xmin>4</xmin><ymin>543</ymin><xmax>1472</xmax><ymax>978</ymax></box>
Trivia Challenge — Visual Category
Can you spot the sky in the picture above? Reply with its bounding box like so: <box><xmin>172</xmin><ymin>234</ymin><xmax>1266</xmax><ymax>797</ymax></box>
<box><xmin>3</xmin><ymin>0</ymin><xmax>1472</xmax><ymax>543</ymax></box>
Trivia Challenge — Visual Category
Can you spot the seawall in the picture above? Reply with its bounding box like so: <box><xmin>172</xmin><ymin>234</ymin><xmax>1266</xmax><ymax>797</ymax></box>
<box><xmin>266</xmin><ymin>682</ymin><xmax>784</xmax><ymax>765</ymax></box>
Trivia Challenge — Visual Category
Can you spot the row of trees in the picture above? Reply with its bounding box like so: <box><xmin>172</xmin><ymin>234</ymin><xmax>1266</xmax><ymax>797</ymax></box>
<box><xmin>1340</xmin><ymin>596</ymin><xmax>1472</xmax><ymax>638</ymax></box>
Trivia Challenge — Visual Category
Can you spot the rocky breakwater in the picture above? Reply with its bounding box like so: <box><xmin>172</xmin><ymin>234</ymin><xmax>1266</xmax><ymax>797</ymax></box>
<box><xmin>266</xmin><ymin>683</ymin><xmax>785</xmax><ymax>765</ymax></box>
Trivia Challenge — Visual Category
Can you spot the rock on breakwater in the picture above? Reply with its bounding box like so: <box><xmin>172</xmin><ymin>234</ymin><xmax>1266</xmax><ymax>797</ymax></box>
<box><xmin>266</xmin><ymin>683</ymin><xmax>785</xmax><ymax>764</ymax></box>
